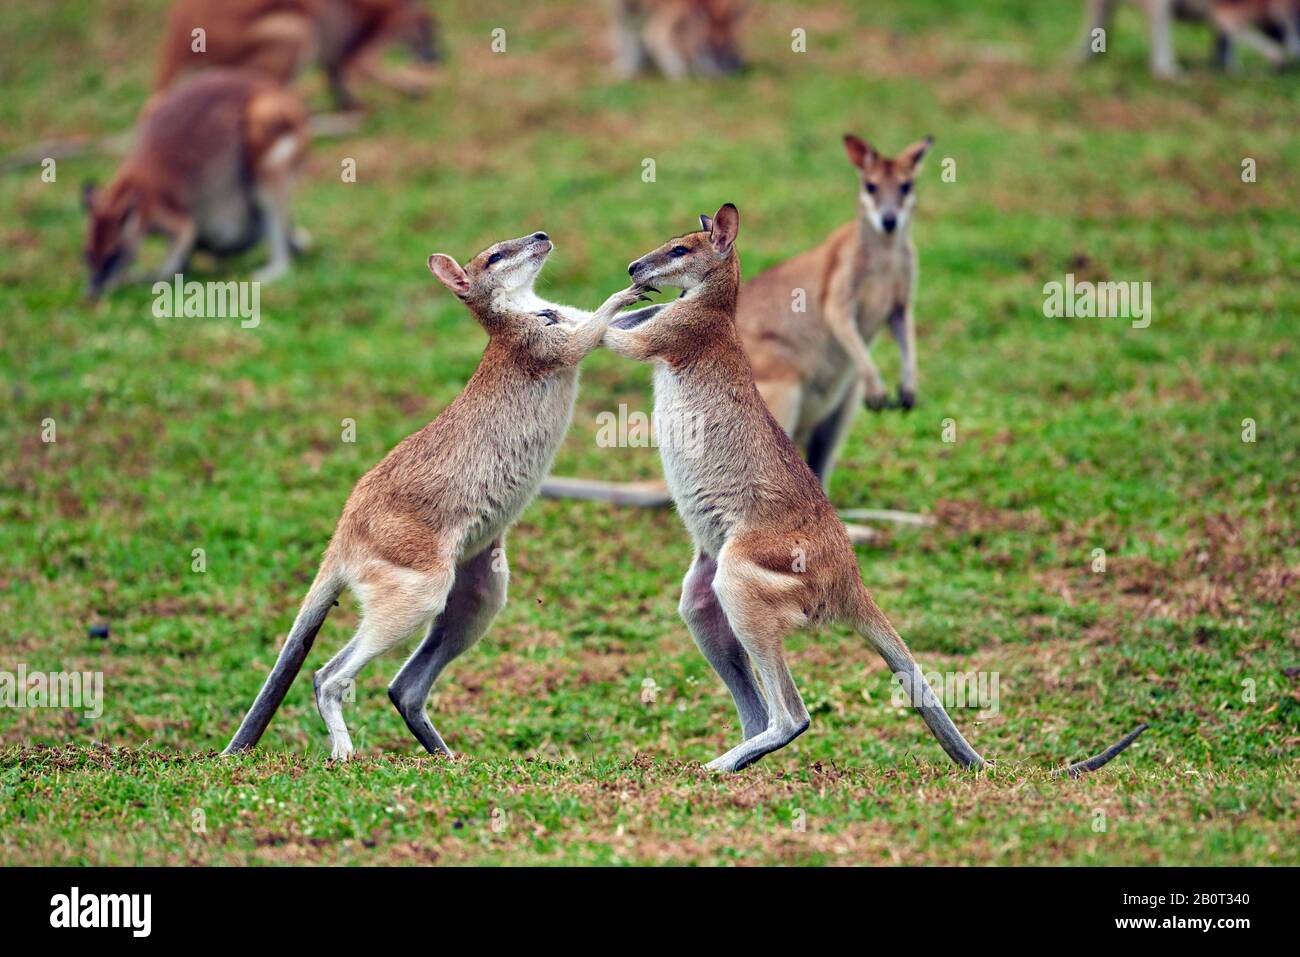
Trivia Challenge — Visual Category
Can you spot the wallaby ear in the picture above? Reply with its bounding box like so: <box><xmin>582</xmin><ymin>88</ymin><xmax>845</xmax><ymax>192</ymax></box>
<box><xmin>709</xmin><ymin>203</ymin><xmax>739</xmax><ymax>255</ymax></box>
<box><xmin>901</xmin><ymin>135</ymin><xmax>934</xmax><ymax>172</ymax></box>
<box><xmin>843</xmin><ymin>134</ymin><xmax>875</xmax><ymax>170</ymax></box>
<box><xmin>427</xmin><ymin>253</ymin><xmax>470</xmax><ymax>296</ymax></box>
<box><xmin>81</xmin><ymin>181</ymin><xmax>98</xmax><ymax>212</ymax></box>
<box><xmin>699</xmin><ymin>213</ymin><xmax>713</xmax><ymax>232</ymax></box>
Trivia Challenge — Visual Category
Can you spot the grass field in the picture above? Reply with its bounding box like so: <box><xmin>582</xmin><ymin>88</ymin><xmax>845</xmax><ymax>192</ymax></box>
<box><xmin>1</xmin><ymin>0</ymin><xmax>1298</xmax><ymax>865</ymax></box>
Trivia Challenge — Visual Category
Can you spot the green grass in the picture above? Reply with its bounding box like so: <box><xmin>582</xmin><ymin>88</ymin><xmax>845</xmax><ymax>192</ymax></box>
<box><xmin>1</xmin><ymin>0</ymin><xmax>1297</xmax><ymax>865</ymax></box>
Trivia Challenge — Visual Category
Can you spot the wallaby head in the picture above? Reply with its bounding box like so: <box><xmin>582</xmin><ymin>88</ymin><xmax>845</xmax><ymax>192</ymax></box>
<box><xmin>82</xmin><ymin>178</ymin><xmax>143</xmax><ymax>301</ymax></box>
<box><xmin>427</xmin><ymin>232</ymin><xmax>602</xmax><ymax>368</ymax></box>
<box><xmin>605</xmin><ymin>203</ymin><xmax>740</xmax><ymax>362</ymax></box>
<box><xmin>843</xmin><ymin>133</ymin><xmax>933</xmax><ymax>236</ymax></box>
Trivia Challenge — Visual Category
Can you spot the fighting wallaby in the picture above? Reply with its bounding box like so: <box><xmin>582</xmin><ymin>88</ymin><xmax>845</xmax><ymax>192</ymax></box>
<box><xmin>223</xmin><ymin>233</ymin><xmax>652</xmax><ymax>758</ymax></box>
<box><xmin>605</xmin><ymin>204</ymin><xmax>1147</xmax><ymax>773</ymax></box>
<box><xmin>542</xmin><ymin>134</ymin><xmax>932</xmax><ymax>544</ymax></box>
<box><xmin>82</xmin><ymin>69</ymin><xmax>309</xmax><ymax>300</ymax></box>
<box><xmin>155</xmin><ymin>0</ymin><xmax>440</xmax><ymax>111</ymax></box>
<box><xmin>610</xmin><ymin>0</ymin><xmax>745</xmax><ymax>78</ymax></box>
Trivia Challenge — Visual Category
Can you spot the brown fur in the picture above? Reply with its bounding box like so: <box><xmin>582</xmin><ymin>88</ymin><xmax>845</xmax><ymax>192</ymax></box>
<box><xmin>611</xmin><ymin>0</ymin><xmax>744</xmax><ymax>78</ymax></box>
<box><xmin>154</xmin><ymin>0</ymin><xmax>440</xmax><ymax>109</ymax></box>
<box><xmin>82</xmin><ymin>69</ymin><xmax>309</xmax><ymax>298</ymax></box>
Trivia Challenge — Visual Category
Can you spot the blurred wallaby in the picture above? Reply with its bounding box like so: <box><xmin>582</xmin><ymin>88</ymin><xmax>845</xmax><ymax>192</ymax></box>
<box><xmin>82</xmin><ymin>69</ymin><xmax>309</xmax><ymax>300</ymax></box>
<box><xmin>542</xmin><ymin>134</ymin><xmax>932</xmax><ymax>546</ymax></box>
<box><xmin>610</xmin><ymin>0</ymin><xmax>744</xmax><ymax>78</ymax></box>
<box><xmin>155</xmin><ymin>0</ymin><xmax>440</xmax><ymax>110</ymax></box>
<box><xmin>1077</xmin><ymin>0</ymin><xmax>1299</xmax><ymax>76</ymax></box>
<box><xmin>604</xmin><ymin>203</ymin><xmax>1148</xmax><ymax>773</ymax></box>
<box><xmin>223</xmin><ymin>232</ymin><xmax>653</xmax><ymax>759</ymax></box>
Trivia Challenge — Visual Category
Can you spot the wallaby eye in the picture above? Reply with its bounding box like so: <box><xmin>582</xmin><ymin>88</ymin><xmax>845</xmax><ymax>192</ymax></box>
<box><xmin>670</xmin><ymin>245</ymin><xmax>689</xmax><ymax>257</ymax></box>
<box><xmin>865</xmin><ymin>182</ymin><xmax>877</xmax><ymax>195</ymax></box>
<box><xmin>536</xmin><ymin>309</ymin><xmax>559</xmax><ymax>325</ymax></box>
<box><xmin>900</xmin><ymin>181</ymin><xmax>912</xmax><ymax>195</ymax></box>
<box><xmin>487</xmin><ymin>252</ymin><xmax>504</xmax><ymax>265</ymax></box>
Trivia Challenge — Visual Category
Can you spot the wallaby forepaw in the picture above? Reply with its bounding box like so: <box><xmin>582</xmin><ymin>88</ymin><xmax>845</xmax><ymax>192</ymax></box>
<box><xmin>864</xmin><ymin>390</ymin><xmax>890</xmax><ymax>412</ymax></box>
<box><xmin>600</xmin><ymin>285</ymin><xmax>649</xmax><ymax>317</ymax></box>
<box><xmin>898</xmin><ymin>386</ymin><xmax>916</xmax><ymax>411</ymax></box>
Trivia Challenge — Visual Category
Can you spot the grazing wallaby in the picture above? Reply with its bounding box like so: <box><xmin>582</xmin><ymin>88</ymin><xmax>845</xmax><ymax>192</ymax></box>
<box><xmin>223</xmin><ymin>232</ymin><xmax>652</xmax><ymax>759</ymax></box>
<box><xmin>82</xmin><ymin>69</ymin><xmax>309</xmax><ymax>300</ymax></box>
<box><xmin>1077</xmin><ymin>0</ymin><xmax>1299</xmax><ymax>76</ymax></box>
<box><xmin>610</xmin><ymin>0</ymin><xmax>745</xmax><ymax>78</ymax></box>
<box><xmin>605</xmin><ymin>203</ymin><xmax>1147</xmax><ymax>774</ymax></box>
<box><xmin>155</xmin><ymin>0</ymin><xmax>440</xmax><ymax>111</ymax></box>
<box><xmin>542</xmin><ymin>134</ymin><xmax>932</xmax><ymax>546</ymax></box>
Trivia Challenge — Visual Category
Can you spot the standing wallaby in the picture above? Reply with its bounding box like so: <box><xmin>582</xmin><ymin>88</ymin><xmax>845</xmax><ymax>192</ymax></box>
<box><xmin>542</xmin><ymin>134</ymin><xmax>932</xmax><ymax>545</ymax></box>
<box><xmin>738</xmin><ymin>133</ymin><xmax>930</xmax><ymax>491</ymax></box>
<box><xmin>223</xmin><ymin>232</ymin><xmax>652</xmax><ymax>759</ymax></box>
<box><xmin>155</xmin><ymin>0</ymin><xmax>440</xmax><ymax>111</ymax></box>
<box><xmin>82</xmin><ymin>69</ymin><xmax>309</xmax><ymax>300</ymax></box>
<box><xmin>605</xmin><ymin>204</ymin><xmax>1147</xmax><ymax>773</ymax></box>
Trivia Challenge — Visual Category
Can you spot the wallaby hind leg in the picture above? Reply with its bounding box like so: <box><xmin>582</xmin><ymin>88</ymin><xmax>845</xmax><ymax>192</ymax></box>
<box><xmin>805</xmin><ymin>381</ymin><xmax>861</xmax><ymax>491</ymax></box>
<box><xmin>756</xmin><ymin>377</ymin><xmax>803</xmax><ymax>436</ymax></box>
<box><xmin>314</xmin><ymin>561</ymin><xmax>454</xmax><ymax>760</ymax></box>
<box><xmin>704</xmin><ymin>551</ymin><xmax>811</xmax><ymax>772</ymax></box>
<box><xmin>679</xmin><ymin>552</ymin><xmax>769</xmax><ymax>740</ymax></box>
<box><xmin>1077</xmin><ymin>0</ymin><xmax>1114</xmax><ymax>61</ymax></box>
<box><xmin>387</xmin><ymin>542</ymin><xmax>507</xmax><ymax>756</ymax></box>
<box><xmin>1147</xmin><ymin>0</ymin><xmax>1182</xmax><ymax>77</ymax></box>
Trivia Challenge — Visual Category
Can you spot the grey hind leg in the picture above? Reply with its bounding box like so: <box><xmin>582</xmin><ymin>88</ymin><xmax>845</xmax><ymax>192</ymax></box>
<box><xmin>679</xmin><ymin>552</ymin><xmax>769</xmax><ymax>740</ymax></box>
<box><xmin>387</xmin><ymin>542</ymin><xmax>507</xmax><ymax>756</ymax></box>
<box><xmin>805</xmin><ymin>382</ymin><xmax>861</xmax><ymax>492</ymax></box>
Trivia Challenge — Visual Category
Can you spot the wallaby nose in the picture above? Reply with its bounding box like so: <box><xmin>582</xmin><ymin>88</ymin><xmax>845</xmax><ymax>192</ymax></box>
<box><xmin>532</xmin><ymin>232</ymin><xmax>549</xmax><ymax>242</ymax></box>
<box><xmin>882</xmin><ymin>214</ymin><xmax>897</xmax><ymax>233</ymax></box>
<box><xmin>628</xmin><ymin>260</ymin><xmax>641</xmax><ymax>277</ymax></box>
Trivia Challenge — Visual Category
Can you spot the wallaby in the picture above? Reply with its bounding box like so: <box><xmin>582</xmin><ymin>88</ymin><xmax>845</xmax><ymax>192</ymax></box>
<box><xmin>542</xmin><ymin>134</ymin><xmax>932</xmax><ymax>546</ymax></box>
<box><xmin>223</xmin><ymin>232</ymin><xmax>652</xmax><ymax>759</ymax></box>
<box><xmin>605</xmin><ymin>203</ymin><xmax>1147</xmax><ymax>773</ymax></box>
<box><xmin>738</xmin><ymin>133</ymin><xmax>930</xmax><ymax>490</ymax></box>
<box><xmin>155</xmin><ymin>0</ymin><xmax>440</xmax><ymax>111</ymax></box>
<box><xmin>610</xmin><ymin>0</ymin><xmax>745</xmax><ymax>78</ymax></box>
<box><xmin>82</xmin><ymin>69</ymin><xmax>309</xmax><ymax>300</ymax></box>
<box><xmin>1077</xmin><ymin>0</ymin><xmax>1299</xmax><ymax>76</ymax></box>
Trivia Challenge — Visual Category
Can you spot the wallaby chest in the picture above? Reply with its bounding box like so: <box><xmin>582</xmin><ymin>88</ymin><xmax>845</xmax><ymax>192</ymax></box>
<box><xmin>849</xmin><ymin>234</ymin><xmax>913</xmax><ymax>340</ymax></box>
<box><xmin>456</xmin><ymin>368</ymin><xmax>578</xmax><ymax>556</ymax></box>
<box><xmin>653</xmin><ymin>364</ymin><xmax>751</xmax><ymax>556</ymax></box>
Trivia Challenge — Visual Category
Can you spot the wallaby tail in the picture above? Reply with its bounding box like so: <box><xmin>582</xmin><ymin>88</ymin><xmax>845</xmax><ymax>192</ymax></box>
<box><xmin>539</xmin><ymin>475</ymin><xmax>673</xmax><ymax>508</ymax></box>
<box><xmin>849</xmin><ymin>585</ymin><xmax>1147</xmax><ymax>777</ymax></box>
<box><xmin>222</xmin><ymin>561</ymin><xmax>344</xmax><ymax>755</ymax></box>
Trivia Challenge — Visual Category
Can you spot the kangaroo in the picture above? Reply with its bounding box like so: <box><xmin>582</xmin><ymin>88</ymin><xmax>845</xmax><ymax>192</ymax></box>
<box><xmin>604</xmin><ymin>204</ymin><xmax>1147</xmax><ymax>773</ymax></box>
<box><xmin>542</xmin><ymin>134</ymin><xmax>931</xmax><ymax>545</ymax></box>
<box><xmin>154</xmin><ymin>0</ymin><xmax>440</xmax><ymax>111</ymax></box>
<box><xmin>610</xmin><ymin>0</ymin><xmax>745</xmax><ymax>79</ymax></box>
<box><xmin>223</xmin><ymin>232</ymin><xmax>652</xmax><ymax>759</ymax></box>
<box><xmin>1077</xmin><ymin>0</ymin><xmax>1299</xmax><ymax>76</ymax></box>
<box><xmin>82</xmin><ymin>69</ymin><xmax>309</xmax><ymax>300</ymax></box>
